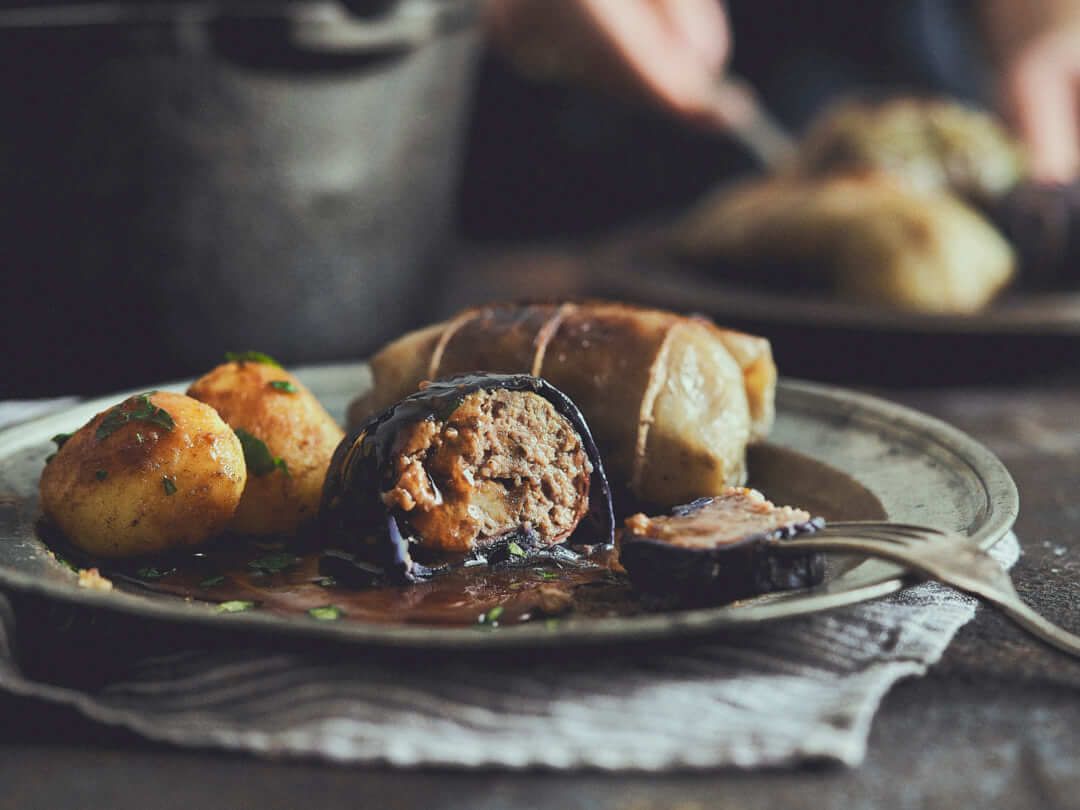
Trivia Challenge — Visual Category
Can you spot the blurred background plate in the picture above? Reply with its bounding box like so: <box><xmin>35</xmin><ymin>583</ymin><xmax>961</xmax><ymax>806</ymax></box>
<box><xmin>440</xmin><ymin>236</ymin><xmax>1080</xmax><ymax>387</ymax></box>
<box><xmin>591</xmin><ymin>242</ymin><xmax>1080</xmax><ymax>387</ymax></box>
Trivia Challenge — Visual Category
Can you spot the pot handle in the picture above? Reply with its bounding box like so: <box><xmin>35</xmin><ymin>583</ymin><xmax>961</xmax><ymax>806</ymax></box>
<box><xmin>0</xmin><ymin>1</ymin><xmax>477</xmax><ymax>54</ymax></box>
<box><xmin>291</xmin><ymin>0</ymin><xmax>477</xmax><ymax>54</ymax></box>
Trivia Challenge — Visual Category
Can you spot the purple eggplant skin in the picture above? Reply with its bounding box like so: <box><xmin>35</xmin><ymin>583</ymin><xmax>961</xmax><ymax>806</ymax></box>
<box><xmin>319</xmin><ymin>372</ymin><xmax>615</xmax><ymax>583</ymax></box>
<box><xmin>619</xmin><ymin>500</ymin><xmax>826</xmax><ymax>607</ymax></box>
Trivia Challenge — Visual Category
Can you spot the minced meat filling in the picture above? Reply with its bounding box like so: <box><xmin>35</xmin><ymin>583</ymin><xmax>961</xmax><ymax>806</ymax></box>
<box><xmin>624</xmin><ymin>487</ymin><xmax>812</xmax><ymax>549</ymax></box>
<box><xmin>381</xmin><ymin>389</ymin><xmax>592</xmax><ymax>552</ymax></box>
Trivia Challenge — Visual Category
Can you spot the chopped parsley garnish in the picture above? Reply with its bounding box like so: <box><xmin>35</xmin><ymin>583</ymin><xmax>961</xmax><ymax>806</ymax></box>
<box><xmin>136</xmin><ymin>566</ymin><xmax>174</xmax><ymax>580</ymax></box>
<box><xmin>199</xmin><ymin>575</ymin><xmax>226</xmax><ymax>588</ymax></box>
<box><xmin>479</xmin><ymin>605</ymin><xmax>505</xmax><ymax>625</ymax></box>
<box><xmin>216</xmin><ymin>600</ymin><xmax>256</xmax><ymax>614</ymax></box>
<box><xmin>535</xmin><ymin>570</ymin><xmax>559</xmax><ymax>581</ymax></box>
<box><xmin>52</xmin><ymin>553</ymin><xmax>79</xmax><ymax>573</ymax></box>
<box><xmin>267</xmin><ymin>380</ymin><xmax>297</xmax><ymax>393</ymax></box>
<box><xmin>225</xmin><ymin>351</ymin><xmax>281</xmax><ymax>367</ymax></box>
<box><xmin>234</xmin><ymin>428</ymin><xmax>289</xmax><ymax>477</ymax></box>
<box><xmin>508</xmin><ymin>542</ymin><xmax>527</xmax><ymax>559</ymax></box>
<box><xmin>315</xmin><ymin>576</ymin><xmax>337</xmax><ymax>588</ymax></box>
<box><xmin>162</xmin><ymin>476</ymin><xmax>177</xmax><ymax>496</ymax></box>
<box><xmin>545</xmin><ymin>618</ymin><xmax>561</xmax><ymax>631</ymax></box>
<box><xmin>95</xmin><ymin>469</ymin><xmax>108</xmax><ymax>481</ymax></box>
<box><xmin>308</xmin><ymin>605</ymin><xmax>342</xmax><ymax>621</ymax></box>
<box><xmin>95</xmin><ymin>393</ymin><xmax>175</xmax><ymax>442</ymax></box>
<box><xmin>248</xmin><ymin>551</ymin><xmax>300</xmax><ymax>575</ymax></box>
<box><xmin>45</xmin><ymin>433</ymin><xmax>73</xmax><ymax>464</ymax></box>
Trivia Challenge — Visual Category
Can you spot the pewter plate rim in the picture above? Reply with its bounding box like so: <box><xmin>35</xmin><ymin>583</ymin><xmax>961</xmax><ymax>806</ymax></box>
<box><xmin>0</xmin><ymin>365</ymin><xmax>1019</xmax><ymax>650</ymax></box>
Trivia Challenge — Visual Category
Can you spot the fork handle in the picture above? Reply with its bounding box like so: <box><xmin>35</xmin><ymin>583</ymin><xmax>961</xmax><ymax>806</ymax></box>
<box><xmin>970</xmin><ymin>585</ymin><xmax>1080</xmax><ymax>658</ymax></box>
<box><xmin>780</xmin><ymin>536</ymin><xmax>1080</xmax><ymax>659</ymax></box>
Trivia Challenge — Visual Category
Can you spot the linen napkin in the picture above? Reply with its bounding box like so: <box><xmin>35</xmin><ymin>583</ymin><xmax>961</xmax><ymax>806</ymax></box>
<box><xmin>0</xmin><ymin>399</ymin><xmax>1021</xmax><ymax>770</ymax></box>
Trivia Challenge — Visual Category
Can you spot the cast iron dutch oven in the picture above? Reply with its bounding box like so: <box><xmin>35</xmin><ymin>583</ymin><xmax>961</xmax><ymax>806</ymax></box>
<box><xmin>0</xmin><ymin>0</ymin><xmax>479</xmax><ymax>395</ymax></box>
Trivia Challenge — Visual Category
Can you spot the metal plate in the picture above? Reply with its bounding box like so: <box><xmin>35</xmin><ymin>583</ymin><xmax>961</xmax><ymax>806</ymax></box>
<box><xmin>0</xmin><ymin>364</ymin><xmax>1018</xmax><ymax>649</ymax></box>
<box><xmin>603</xmin><ymin>263</ymin><xmax>1080</xmax><ymax>336</ymax></box>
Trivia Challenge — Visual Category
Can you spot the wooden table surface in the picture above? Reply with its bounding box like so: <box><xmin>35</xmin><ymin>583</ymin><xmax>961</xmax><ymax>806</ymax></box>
<box><xmin>3</xmin><ymin>253</ymin><xmax>1080</xmax><ymax>810</ymax></box>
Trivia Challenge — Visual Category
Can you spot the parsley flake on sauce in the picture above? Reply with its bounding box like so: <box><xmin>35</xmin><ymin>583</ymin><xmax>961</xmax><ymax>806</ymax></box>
<box><xmin>268</xmin><ymin>380</ymin><xmax>297</xmax><ymax>393</ymax></box>
<box><xmin>308</xmin><ymin>605</ymin><xmax>343</xmax><ymax>621</ymax></box>
<box><xmin>95</xmin><ymin>469</ymin><xmax>108</xmax><ymax>481</ymax></box>
<box><xmin>162</xmin><ymin>476</ymin><xmax>177</xmax><ymax>496</ymax></box>
<box><xmin>137</xmin><ymin>566</ymin><xmax>174</xmax><ymax>580</ymax></box>
<box><xmin>216</xmin><ymin>600</ymin><xmax>256</xmax><ymax>614</ymax></box>
<box><xmin>247</xmin><ymin>551</ymin><xmax>300</xmax><ymax>575</ymax></box>
<box><xmin>234</xmin><ymin>428</ymin><xmax>289</xmax><ymax>477</ymax></box>
<box><xmin>199</xmin><ymin>575</ymin><xmax>226</xmax><ymax>589</ymax></box>
<box><xmin>225</xmin><ymin>351</ymin><xmax>281</xmax><ymax>367</ymax></box>
<box><xmin>507</xmin><ymin>542</ymin><xmax>527</xmax><ymax>559</ymax></box>
<box><xmin>479</xmin><ymin>605</ymin><xmax>505</xmax><ymax>626</ymax></box>
<box><xmin>95</xmin><ymin>393</ymin><xmax>175</xmax><ymax>442</ymax></box>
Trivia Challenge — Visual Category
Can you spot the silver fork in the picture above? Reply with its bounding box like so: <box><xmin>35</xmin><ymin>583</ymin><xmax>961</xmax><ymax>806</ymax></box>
<box><xmin>772</xmin><ymin>521</ymin><xmax>1080</xmax><ymax>659</ymax></box>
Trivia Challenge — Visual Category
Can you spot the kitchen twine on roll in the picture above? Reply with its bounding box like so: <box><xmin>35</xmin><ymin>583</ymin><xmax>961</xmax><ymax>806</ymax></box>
<box><xmin>0</xmin><ymin>399</ymin><xmax>1021</xmax><ymax>769</ymax></box>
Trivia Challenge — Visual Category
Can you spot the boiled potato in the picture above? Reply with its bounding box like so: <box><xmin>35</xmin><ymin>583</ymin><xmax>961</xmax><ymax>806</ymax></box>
<box><xmin>39</xmin><ymin>391</ymin><xmax>246</xmax><ymax>558</ymax></box>
<box><xmin>187</xmin><ymin>360</ymin><xmax>344</xmax><ymax>535</ymax></box>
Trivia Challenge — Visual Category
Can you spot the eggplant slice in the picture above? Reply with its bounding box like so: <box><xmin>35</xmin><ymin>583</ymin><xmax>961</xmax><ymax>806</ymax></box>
<box><xmin>618</xmin><ymin>488</ymin><xmax>825</xmax><ymax>606</ymax></box>
<box><xmin>320</xmin><ymin>373</ymin><xmax>614</xmax><ymax>583</ymax></box>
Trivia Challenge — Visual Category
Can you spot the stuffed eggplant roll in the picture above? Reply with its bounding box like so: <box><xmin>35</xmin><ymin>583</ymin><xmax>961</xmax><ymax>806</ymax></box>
<box><xmin>348</xmin><ymin>301</ymin><xmax>776</xmax><ymax>507</ymax></box>
<box><xmin>618</xmin><ymin>488</ymin><xmax>825</xmax><ymax>605</ymax></box>
<box><xmin>321</xmin><ymin>373</ymin><xmax>614</xmax><ymax>582</ymax></box>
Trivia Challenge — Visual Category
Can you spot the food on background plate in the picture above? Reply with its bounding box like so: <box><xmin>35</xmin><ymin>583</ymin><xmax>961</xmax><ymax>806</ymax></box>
<box><xmin>675</xmin><ymin>173</ymin><xmax>1016</xmax><ymax>313</ymax></box>
<box><xmin>802</xmin><ymin>99</ymin><xmax>1080</xmax><ymax>295</ymax></box>
<box><xmin>618</xmin><ymin>487</ymin><xmax>825</xmax><ymax>605</ymax></box>
<box><xmin>39</xmin><ymin>391</ymin><xmax>246</xmax><ymax>558</ymax></box>
<box><xmin>321</xmin><ymin>373</ymin><xmax>614</xmax><ymax>583</ymax></box>
<box><xmin>349</xmin><ymin>301</ymin><xmax>776</xmax><ymax>507</ymax></box>
<box><xmin>188</xmin><ymin>354</ymin><xmax>344</xmax><ymax>536</ymax></box>
<box><xmin>794</xmin><ymin>98</ymin><xmax>1025</xmax><ymax>202</ymax></box>
<box><xmin>672</xmin><ymin>96</ymin><xmax>1035</xmax><ymax>313</ymax></box>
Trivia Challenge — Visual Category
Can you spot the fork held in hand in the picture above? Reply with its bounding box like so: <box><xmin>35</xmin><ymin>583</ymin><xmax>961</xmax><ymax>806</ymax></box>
<box><xmin>773</xmin><ymin>522</ymin><xmax>1080</xmax><ymax>659</ymax></box>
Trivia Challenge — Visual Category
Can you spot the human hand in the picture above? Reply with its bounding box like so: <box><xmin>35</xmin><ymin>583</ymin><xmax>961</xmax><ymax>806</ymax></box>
<box><xmin>981</xmin><ymin>0</ymin><xmax>1080</xmax><ymax>182</ymax></box>
<box><xmin>486</xmin><ymin>0</ymin><xmax>733</xmax><ymax>128</ymax></box>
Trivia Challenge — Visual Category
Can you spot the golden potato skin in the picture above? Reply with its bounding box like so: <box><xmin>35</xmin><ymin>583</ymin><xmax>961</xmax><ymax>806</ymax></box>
<box><xmin>39</xmin><ymin>392</ymin><xmax>246</xmax><ymax>558</ymax></box>
<box><xmin>187</xmin><ymin>362</ymin><xmax>345</xmax><ymax>535</ymax></box>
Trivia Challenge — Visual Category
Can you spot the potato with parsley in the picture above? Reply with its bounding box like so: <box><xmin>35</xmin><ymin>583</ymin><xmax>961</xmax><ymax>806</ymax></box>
<box><xmin>187</xmin><ymin>354</ymin><xmax>344</xmax><ymax>535</ymax></box>
<box><xmin>39</xmin><ymin>392</ymin><xmax>247</xmax><ymax>558</ymax></box>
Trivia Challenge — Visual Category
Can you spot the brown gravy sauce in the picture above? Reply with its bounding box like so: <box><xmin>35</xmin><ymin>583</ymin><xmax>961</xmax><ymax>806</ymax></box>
<box><xmin>43</xmin><ymin>446</ymin><xmax>885</xmax><ymax>628</ymax></box>
<box><xmin>127</xmin><ymin>542</ymin><xmax>630</xmax><ymax>628</ymax></box>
